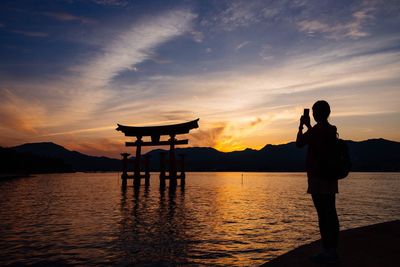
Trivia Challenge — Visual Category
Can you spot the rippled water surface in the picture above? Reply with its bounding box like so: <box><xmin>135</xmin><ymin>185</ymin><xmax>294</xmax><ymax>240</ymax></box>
<box><xmin>0</xmin><ymin>172</ymin><xmax>399</xmax><ymax>266</ymax></box>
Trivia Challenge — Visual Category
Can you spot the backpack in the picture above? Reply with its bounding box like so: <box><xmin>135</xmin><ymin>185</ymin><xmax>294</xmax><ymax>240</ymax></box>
<box><xmin>332</xmin><ymin>138</ymin><xmax>352</xmax><ymax>179</ymax></box>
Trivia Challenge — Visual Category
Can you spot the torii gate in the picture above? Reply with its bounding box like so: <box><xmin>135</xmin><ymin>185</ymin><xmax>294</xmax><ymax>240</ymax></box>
<box><xmin>116</xmin><ymin>119</ymin><xmax>199</xmax><ymax>188</ymax></box>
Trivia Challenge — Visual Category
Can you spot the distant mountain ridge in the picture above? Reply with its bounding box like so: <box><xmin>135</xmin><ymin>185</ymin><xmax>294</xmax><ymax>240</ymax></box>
<box><xmin>12</xmin><ymin>142</ymin><xmax>121</xmax><ymax>172</ymax></box>
<box><xmin>5</xmin><ymin>138</ymin><xmax>400</xmax><ymax>173</ymax></box>
<box><xmin>0</xmin><ymin>145</ymin><xmax>72</xmax><ymax>174</ymax></box>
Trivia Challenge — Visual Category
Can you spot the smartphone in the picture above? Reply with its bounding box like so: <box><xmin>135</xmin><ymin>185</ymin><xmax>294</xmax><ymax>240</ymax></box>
<box><xmin>303</xmin><ymin>108</ymin><xmax>309</xmax><ymax>117</ymax></box>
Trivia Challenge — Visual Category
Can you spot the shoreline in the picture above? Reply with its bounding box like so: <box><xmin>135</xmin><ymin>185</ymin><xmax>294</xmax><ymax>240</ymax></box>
<box><xmin>261</xmin><ymin>220</ymin><xmax>400</xmax><ymax>267</ymax></box>
<box><xmin>1</xmin><ymin>171</ymin><xmax>400</xmax><ymax>175</ymax></box>
<box><xmin>0</xmin><ymin>173</ymin><xmax>31</xmax><ymax>179</ymax></box>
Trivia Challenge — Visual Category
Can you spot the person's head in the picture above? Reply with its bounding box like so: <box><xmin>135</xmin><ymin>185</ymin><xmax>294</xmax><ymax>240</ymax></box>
<box><xmin>312</xmin><ymin>100</ymin><xmax>330</xmax><ymax>123</ymax></box>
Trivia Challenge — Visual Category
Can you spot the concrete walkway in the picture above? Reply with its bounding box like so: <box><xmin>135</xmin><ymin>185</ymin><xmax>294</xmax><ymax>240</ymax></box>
<box><xmin>261</xmin><ymin>220</ymin><xmax>400</xmax><ymax>267</ymax></box>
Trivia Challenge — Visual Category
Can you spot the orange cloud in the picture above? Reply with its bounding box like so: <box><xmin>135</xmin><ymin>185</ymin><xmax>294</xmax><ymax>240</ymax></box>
<box><xmin>250</xmin><ymin>117</ymin><xmax>262</xmax><ymax>126</ymax></box>
<box><xmin>64</xmin><ymin>137</ymin><xmax>125</xmax><ymax>158</ymax></box>
<box><xmin>0</xmin><ymin>89</ymin><xmax>44</xmax><ymax>134</ymax></box>
<box><xmin>189</xmin><ymin>124</ymin><xmax>226</xmax><ymax>147</ymax></box>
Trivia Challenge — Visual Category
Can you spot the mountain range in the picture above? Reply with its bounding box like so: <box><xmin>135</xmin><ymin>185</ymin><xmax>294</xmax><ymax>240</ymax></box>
<box><xmin>1</xmin><ymin>138</ymin><xmax>399</xmax><ymax>173</ymax></box>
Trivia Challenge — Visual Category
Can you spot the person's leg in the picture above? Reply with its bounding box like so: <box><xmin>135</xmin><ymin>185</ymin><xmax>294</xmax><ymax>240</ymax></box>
<box><xmin>325</xmin><ymin>193</ymin><xmax>339</xmax><ymax>251</ymax></box>
<box><xmin>311</xmin><ymin>194</ymin><xmax>329</xmax><ymax>250</ymax></box>
<box><xmin>310</xmin><ymin>194</ymin><xmax>339</xmax><ymax>264</ymax></box>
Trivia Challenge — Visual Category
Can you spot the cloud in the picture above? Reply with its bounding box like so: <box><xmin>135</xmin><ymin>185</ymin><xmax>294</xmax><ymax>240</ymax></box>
<box><xmin>42</xmin><ymin>12</ymin><xmax>96</xmax><ymax>24</ymax></box>
<box><xmin>190</xmin><ymin>30</ymin><xmax>204</xmax><ymax>42</ymax></box>
<box><xmin>297</xmin><ymin>20</ymin><xmax>331</xmax><ymax>35</ymax></box>
<box><xmin>78</xmin><ymin>9</ymin><xmax>196</xmax><ymax>88</ymax></box>
<box><xmin>11</xmin><ymin>30</ymin><xmax>48</xmax><ymax>37</ymax></box>
<box><xmin>158</xmin><ymin>110</ymin><xmax>196</xmax><ymax>121</ymax></box>
<box><xmin>297</xmin><ymin>7</ymin><xmax>375</xmax><ymax>39</ymax></box>
<box><xmin>64</xmin><ymin>137</ymin><xmax>124</xmax><ymax>157</ymax></box>
<box><xmin>235</xmin><ymin>41</ymin><xmax>250</xmax><ymax>51</ymax></box>
<box><xmin>0</xmin><ymin>8</ymin><xmax>198</xmax><ymax>148</ymax></box>
<box><xmin>3</xmin><ymin>33</ymin><xmax>399</xmax><ymax>155</ymax></box>
<box><xmin>201</xmin><ymin>1</ymin><xmax>262</xmax><ymax>31</ymax></box>
<box><xmin>0</xmin><ymin>89</ymin><xmax>45</xmax><ymax>134</ymax></box>
<box><xmin>344</xmin><ymin>8</ymin><xmax>374</xmax><ymax>38</ymax></box>
<box><xmin>190</xmin><ymin>124</ymin><xmax>226</xmax><ymax>147</ymax></box>
<box><xmin>259</xmin><ymin>43</ymin><xmax>274</xmax><ymax>60</ymax></box>
<box><xmin>37</xmin><ymin>126</ymin><xmax>115</xmax><ymax>137</ymax></box>
<box><xmin>262</xmin><ymin>7</ymin><xmax>280</xmax><ymax>19</ymax></box>
<box><xmin>90</xmin><ymin>0</ymin><xmax>127</xmax><ymax>6</ymax></box>
<box><xmin>218</xmin><ymin>2</ymin><xmax>260</xmax><ymax>30</ymax></box>
<box><xmin>199</xmin><ymin>0</ymin><xmax>310</xmax><ymax>32</ymax></box>
<box><xmin>124</xmin><ymin>35</ymin><xmax>400</xmax><ymax>128</ymax></box>
<box><xmin>202</xmin><ymin>0</ymin><xmax>378</xmax><ymax>39</ymax></box>
<box><xmin>250</xmin><ymin>117</ymin><xmax>262</xmax><ymax>126</ymax></box>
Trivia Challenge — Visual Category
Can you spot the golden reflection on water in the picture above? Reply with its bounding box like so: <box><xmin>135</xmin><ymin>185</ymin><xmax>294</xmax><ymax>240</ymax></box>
<box><xmin>0</xmin><ymin>172</ymin><xmax>399</xmax><ymax>266</ymax></box>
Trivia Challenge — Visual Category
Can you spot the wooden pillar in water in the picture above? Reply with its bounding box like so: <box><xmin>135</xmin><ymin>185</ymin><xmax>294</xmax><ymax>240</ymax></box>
<box><xmin>121</xmin><ymin>152</ymin><xmax>130</xmax><ymax>188</ymax></box>
<box><xmin>144</xmin><ymin>154</ymin><xmax>150</xmax><ymax>187</ymax></box>
<box><xmin>159</xmin><ymin>152</ymin><xmax>166</xmax><ymax>188</ymax></box>
<box><xmin>179</xmin><ymin>154</ymin><xmax>185</xmax><ymax>186</ymax></box>
<box><xmin>169</xmin><ymin>134</ymin><xmax>177</xmax><ymax>187</ymax></box>
<box><xmin>134</xmin><ymin>136</ymin><xmax>142</xmax><ymax>188</ymax></box>
<box><xmin>121</xmin><ymin>153</ymin><xmax>130</xmax><ymax>179</ymax></box>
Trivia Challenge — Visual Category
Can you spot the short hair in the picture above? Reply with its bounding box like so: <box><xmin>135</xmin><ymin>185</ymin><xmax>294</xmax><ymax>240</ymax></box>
<box><xmin>312</xmin><ymin>100</ymin><xmax>331</xmax><ymax>120</ymax></box>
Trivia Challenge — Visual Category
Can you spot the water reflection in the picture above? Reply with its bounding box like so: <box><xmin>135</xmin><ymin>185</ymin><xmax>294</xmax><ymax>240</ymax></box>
<box><xmin>118</xmin><ymin>184</ymin><xmax>190</xmax><ymax>265</ymax></box>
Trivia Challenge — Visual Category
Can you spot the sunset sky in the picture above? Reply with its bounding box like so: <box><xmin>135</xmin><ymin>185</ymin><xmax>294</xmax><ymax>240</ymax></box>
<box><xmin>1</xmin><ymin>0</ymin><xmax>399</xmax><ymax>157</ymax></box>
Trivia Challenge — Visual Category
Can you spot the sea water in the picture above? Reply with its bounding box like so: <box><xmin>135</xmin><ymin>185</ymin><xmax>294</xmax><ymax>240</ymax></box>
<box><xmin>0</xmin><ymin>172</ymin><xmax>399</xmax><ymax>266</ymax></box>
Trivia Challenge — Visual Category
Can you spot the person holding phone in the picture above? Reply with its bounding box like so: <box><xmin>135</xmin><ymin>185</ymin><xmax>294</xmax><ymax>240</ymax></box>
<box><xmin>296</xmin><ymin>100</ymin><xmax>339</xmax><ymax>264</ymax></box>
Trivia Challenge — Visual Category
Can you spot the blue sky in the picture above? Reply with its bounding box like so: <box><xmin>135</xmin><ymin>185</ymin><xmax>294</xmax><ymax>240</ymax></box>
<box><xmin>0</xmin><ymin>0</ymin><xmax>399</xmax><ymax>156</ymax></box>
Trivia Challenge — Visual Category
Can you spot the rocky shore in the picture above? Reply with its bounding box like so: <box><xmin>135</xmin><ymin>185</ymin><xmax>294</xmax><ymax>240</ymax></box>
<box><xmin>262</xmin><ymin>220</ymin><xmax>400</xmax><ymax>267</ymax></box>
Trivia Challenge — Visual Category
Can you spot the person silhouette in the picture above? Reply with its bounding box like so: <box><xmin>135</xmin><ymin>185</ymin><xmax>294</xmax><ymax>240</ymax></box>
<box><xmin>296</xmin><ymin>100</ymin><xmax>339</xmax><ymax>264</ymax></box>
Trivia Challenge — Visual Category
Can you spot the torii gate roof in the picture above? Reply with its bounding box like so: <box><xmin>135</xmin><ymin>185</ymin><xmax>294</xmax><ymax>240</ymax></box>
<box><xmin>116</xmin><ymin>118</ymin><xmax>199</xmax><ymax>137</ymax></box>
